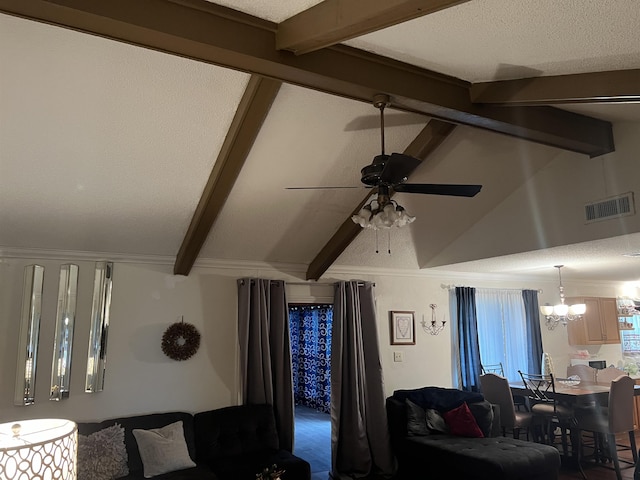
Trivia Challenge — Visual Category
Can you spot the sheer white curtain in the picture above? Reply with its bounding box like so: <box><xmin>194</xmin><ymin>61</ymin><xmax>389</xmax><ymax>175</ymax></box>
<box><xmin>476</xmin><ymin>288</ymin><xmax>528</xmax><ymax>383</ymax></box>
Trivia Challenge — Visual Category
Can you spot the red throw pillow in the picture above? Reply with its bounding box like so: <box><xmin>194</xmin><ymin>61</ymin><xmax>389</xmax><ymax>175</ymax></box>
<box><xmin>443</xmin><ymin>402</ymin><xmax>484</xmax><ymax>438</ymax></box>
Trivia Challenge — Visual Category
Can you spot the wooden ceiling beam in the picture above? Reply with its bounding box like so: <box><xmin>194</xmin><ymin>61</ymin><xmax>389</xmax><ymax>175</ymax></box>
<box><xmin>173</xmin><ymin>75</ymin><xmax>281</xmax><ymax>276</ymax></box>
<box><xmin>0</xmin><ymin>0</ymin><xmax>613</xmax><ymax>157</ymax></box>
<box><xmin>306</xmin><ymin>119</ymin><xmax>456</xmax><ymax>280</ymax></box>
<box><xmin>471</xmin><ymin>69</ymin><xmax>640</xmax><ymax>106</ymax></box>
<box><xmin>276</xmin><ymin>0</ymin><xmax>470</xmax><ymax>55</ymax></box>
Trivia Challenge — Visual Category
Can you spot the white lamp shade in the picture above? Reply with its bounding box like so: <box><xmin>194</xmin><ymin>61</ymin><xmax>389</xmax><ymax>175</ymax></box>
<box><xmin>0</xmin><ymin>419</ymin><xmax>77</xmax><ymax>480</ymax></box>
<box><xmin>569</xmin><ymin>303</ymin><xmax>587</xmax><ymax>315</ymax></box>
<box><xmin>553</xmin><ymin>304</ymin><xmax>569</xmax><ymax>316</ymax></box>
<box><xmin>540</xmin><ymin>305</ymin><xmax>554</xmax><ymax>316</ymax></box>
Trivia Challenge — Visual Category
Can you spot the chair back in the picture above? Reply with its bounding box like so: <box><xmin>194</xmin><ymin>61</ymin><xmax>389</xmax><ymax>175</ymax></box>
<box><xmin>481</xmin><ymin>362</ymin><xmax>504</xmax><ymax>376</ymax></box>
<box><xmin>596</xmin><ymin>366</ymin><xmax>626</xmax><ymax>385</ymax></box>
<box><xmin>567</xmin><ymin>364</ymin><xmax>597</xmax><ymax>382</ymax></box>
<box><xmin>518</xmin><ymin>370</ymin><xmax>555</xmax><ymax>404</ymax></box>
<box><xmin>608</xmin><ymin>375</ymin><xmax>635</xmax><ymax>433</ymax></box>
<box><xmin>480</xmin><ymin>373</ymin><xmax>516</xmax><ymax>428</ymax></box>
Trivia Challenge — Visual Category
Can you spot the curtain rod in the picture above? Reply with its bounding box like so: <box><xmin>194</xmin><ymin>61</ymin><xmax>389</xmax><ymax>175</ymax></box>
<box><xmin>287</xmin><ymin>281</ymin><xmax>375</xmax><ymax>287</ymax></box>
<box><xmin>440</xmin><ymin>284</ymin><xmax>542</xmax><ymax>293</ymax></box>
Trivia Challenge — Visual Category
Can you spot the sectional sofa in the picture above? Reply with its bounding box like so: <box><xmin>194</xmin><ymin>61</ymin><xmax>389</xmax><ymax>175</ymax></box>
<box><xmin>76</xmin><ymin>403</ymin><xmax>311</xmax><ymax>480</ymax></box>
<box><xmin>386</xmin><ymin>386</ymin><xmax>561</xmax><ymax>480</ymax></box>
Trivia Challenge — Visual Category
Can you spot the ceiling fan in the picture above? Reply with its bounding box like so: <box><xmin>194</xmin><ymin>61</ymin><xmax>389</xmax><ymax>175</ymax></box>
<box><xmin>359</xmin><ymin>93</ymin><xmax>482</xmax><ymax>199</ymax></box>
<box><xmin>288</xmin><ymin>94</ymin><xmax>482</xmax><ymax>197</ymax></box>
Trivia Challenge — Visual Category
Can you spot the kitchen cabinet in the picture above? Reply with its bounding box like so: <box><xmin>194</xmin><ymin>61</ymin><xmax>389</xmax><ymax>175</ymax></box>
<box><xmin>565</xmin><ymin>297</ymin><xmax>620</xmax><ymax>345</ymax></box>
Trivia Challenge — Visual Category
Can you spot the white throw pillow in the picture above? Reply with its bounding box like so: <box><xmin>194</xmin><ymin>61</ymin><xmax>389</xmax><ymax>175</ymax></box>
<box><xmin>132</xmin><ymin>420</ymin><xmax>196</xmax><ymax>478</ymax></box>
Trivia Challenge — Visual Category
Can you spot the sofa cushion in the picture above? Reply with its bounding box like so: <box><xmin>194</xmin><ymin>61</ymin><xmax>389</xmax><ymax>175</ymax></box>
<box><xmin>78</xmin><ymin>412</ymin><xmax>197</xmax><ymax>477</ymax></box>
<box><xmin>443</xmin><ymin>402</ymin><xmax>484</xmax><ymax>438</ymax></box>
<box><xmin>401</xmin><ymin>434</ymin><xmax>560</xmax><ymax>480</ymax></box>
<box><xmin>405</xmin><ymin>399</ymin><xmax>430</xmax><ymax>436</ymax></box>
<box><xmin>77</xmin><ymin>423</ymin><xmax>129</xmax><ymax>480</ymax></box>
<box><xmin>133</xmin><ymin>420</ymin><xmax>197</xmax><ymax>478</ymax></box>
<box><xmin>425</xmin><ymin>408</ymin><xmax>448</xmax><ymax>434</ymax></box>
<box><xmin>467</xmin><ymin>400</ymin><xmax>494</xmax><ymax>438</ymax></box>
<box><xmin>392</xmin><ymin>386</ymin><xmax>484</xmax><ymax>411</ymax></box>
<box><xmin>194</xmin><ymin>404</ymin><xmax>280</xmax><ymax>461</ymax></box>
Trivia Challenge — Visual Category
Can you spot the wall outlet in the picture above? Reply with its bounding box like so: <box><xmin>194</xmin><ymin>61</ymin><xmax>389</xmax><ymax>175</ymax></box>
<box><xmin>393</xmin><ymin>351</ymin><xmax>403</xmax><ymax>362</ymax></box>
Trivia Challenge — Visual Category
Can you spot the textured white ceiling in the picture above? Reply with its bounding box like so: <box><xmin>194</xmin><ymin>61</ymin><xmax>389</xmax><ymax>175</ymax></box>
<box><xmin>345</xmin><ymin>0</ymin><xmax>640</xmax><ymax>82</ymax></box>
<box><xmin>2</xmin><ymin>1</ymin><xmax>640</xmax><ymax>283</ymax></box>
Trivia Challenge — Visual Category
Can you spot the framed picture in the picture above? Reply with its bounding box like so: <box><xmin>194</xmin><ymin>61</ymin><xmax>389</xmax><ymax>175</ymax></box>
<box><xmin>389</xmin><ymin>311</ymin><xmax>415</xmax><ymax>345</ymax></box>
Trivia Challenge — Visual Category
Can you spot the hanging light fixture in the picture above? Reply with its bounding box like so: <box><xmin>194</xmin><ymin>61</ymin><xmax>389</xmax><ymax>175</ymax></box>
<box><xmin>540</xmin><ymin>265</ymin><xmax>586</xmax><ymax>330</ymax></box>
<box><xmin>351</xmin><ymin>186</ymin><xmax>415</xmax><ymax>230</ymax></box>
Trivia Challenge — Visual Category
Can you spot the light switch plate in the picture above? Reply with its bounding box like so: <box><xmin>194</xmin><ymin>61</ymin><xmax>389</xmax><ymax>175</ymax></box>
<box><xmin>393</xmin><ymin>351</ymin><xmax>403</xmax><ymax>362</ymax></box>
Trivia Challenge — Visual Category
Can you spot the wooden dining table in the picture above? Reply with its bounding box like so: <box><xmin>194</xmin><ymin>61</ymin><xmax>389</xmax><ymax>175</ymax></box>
<box><xmin>508</xmin><ymin>378</ymin><xmax>640</xmax><ymax>478</ymax></box>
<box><xmin>509</xmin><ymin>379</ymin><xmax>640</xmax><ymax>405</ymax></box>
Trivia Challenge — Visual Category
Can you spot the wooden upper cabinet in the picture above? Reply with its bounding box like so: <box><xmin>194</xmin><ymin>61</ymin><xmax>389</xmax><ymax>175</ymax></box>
<box><xmin>566</xmin><ymin>297</ymin><xmax>620</xmax><ymax>346</ymax></box>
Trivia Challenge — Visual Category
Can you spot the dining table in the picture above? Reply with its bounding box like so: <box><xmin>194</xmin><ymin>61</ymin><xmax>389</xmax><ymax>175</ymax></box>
<box><xmin>509</xmin><ymin>379</ymin><xmax>640</xmax><ymax>405</ymax></box>
<box><xmin>508</xmin><ymin>378</ymin><xmax>640</xmax><ymax>479</ymax></box>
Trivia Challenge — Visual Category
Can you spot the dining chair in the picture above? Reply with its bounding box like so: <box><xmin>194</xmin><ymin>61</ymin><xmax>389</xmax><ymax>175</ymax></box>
<box><xmin>567</xmin><ymin>364</ymin><xmax>597</xmax><ymax>383</ymax></box>
<box><xmin>482</xmin><ymin>362</ymin><xmax>529</xmax><ymax>411</ymax></box>
<box><xmin>481</xmin><ymin>362</ymin><xmax>504</xmax><ymax>376</ymax></box>
<box><xmin>595</xmin><ymin>366</ymin><xmax>627</xmax><ymax>384</ymax></box>
<box><xmin>517</xmin><ymin>371</ymin><xmax>576</xmax><ymax>453</ymax></box>
<box><xmin>480</xmin><ymin>373</ymin><xmax>533</xmax><ymax>440</ymax></box>
<box><xmin>575</xmin><ymin>375</ymin><xmax>637</xmax><ymax>480</ymax></box>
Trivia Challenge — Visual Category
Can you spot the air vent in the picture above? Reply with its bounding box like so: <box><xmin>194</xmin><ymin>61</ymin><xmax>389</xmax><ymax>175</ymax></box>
<box><xmin>585</xmin><ymin>192</ymin><xmax>635</xmax><ymax>223</ymax></box>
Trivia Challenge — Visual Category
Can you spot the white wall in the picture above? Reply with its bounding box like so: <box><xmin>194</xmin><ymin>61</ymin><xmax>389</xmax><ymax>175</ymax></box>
<box><xmin>0</xmin><ymin>256</ymin><xmax>636</xmax><ymax>424</ymax></box>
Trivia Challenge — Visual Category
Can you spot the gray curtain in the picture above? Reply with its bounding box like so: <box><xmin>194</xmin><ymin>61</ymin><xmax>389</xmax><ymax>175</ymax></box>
<box><xmin>237</xmin><ymin>278</ymin><xmax>294</xmax><ymax>451</ymax></box>
<box><xmin>331</xmin><ymin>281</ymin><xmax>394</xmax><ymax>479</ymax></box>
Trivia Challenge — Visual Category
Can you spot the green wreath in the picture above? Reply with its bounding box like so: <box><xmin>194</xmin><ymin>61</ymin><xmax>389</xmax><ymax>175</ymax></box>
<box><xmin>161</xmin><ymin>322</ymin><xmax>201</xmax><ymax>361</ymax></box>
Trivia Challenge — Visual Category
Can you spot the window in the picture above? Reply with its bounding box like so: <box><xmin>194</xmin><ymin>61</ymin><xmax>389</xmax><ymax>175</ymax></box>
<box><xmin>476</xmin><ymin>289</ymin><xmax>529</xmax><ymax>382</ymax></box>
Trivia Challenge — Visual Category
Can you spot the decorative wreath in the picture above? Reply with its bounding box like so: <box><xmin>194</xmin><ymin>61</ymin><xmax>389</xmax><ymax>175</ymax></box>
<box><xmin>161</xmin><ymin>321</ymin><xmax>201</xmax><ymax>361</ymax></box>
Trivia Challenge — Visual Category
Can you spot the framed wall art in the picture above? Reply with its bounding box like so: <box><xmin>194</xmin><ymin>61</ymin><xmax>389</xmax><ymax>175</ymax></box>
<box><xmin>389</xmin><ymin>311</ymin><xmax>415</xmax><ymax>345</ymax></box>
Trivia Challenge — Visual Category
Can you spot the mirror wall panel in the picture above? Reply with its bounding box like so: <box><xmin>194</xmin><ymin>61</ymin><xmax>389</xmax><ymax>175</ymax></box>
<box><xmin>50</xmin><ymin>264</ymin><xmax>79</xmax><ymax>401</ymax></box>
<box><xmin>14</xmin><ymin>264</ymin><xmax>44</xmax><ymax>406</ymax></box>
<box><xmin>85</xmin><ymin>261</ymin><xmax>113</xmax><ymax>393</ymax></box>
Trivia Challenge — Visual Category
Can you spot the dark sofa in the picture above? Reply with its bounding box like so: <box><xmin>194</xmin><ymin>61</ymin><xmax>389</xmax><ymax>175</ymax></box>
<box><xmin>386</xmin><ymin>386</ymin><xmax>561</xmax><ymax>480</ymax></box>
<box><xmin>76</xmin><ymin>404</ymin><xmax>311</xmax><ymax>480</ymax></box>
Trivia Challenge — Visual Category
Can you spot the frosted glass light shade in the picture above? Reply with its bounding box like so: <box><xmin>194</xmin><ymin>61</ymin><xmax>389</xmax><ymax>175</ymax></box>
<box><xmin>540</xmin><ymin>305</ymin><xmax>554</xmax><ymax>316</ymax></box>
<box><xmin>553</xmin><ymin>304</ymin><xmax>569</xmax><ymax>316</ymax></box>
<box><xmin>569</xmin><ymin>303</ymin><xmax>587</xmax><ymax>315</ymax></box>
<box><xmin>0</xmin><ymin>419</ymin><xmax>77</xmax><ymax>479</ymax></box>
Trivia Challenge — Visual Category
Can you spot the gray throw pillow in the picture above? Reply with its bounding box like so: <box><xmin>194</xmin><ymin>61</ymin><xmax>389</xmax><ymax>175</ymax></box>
<box><xmin>132</xmin><ymin>420</ymin><xmax>196</xmax><ymax>478</ymax></box>
<box><xmin>425</xmin><ymin>408</ymin><xmax>449</xmax><ymax>434</ymax></box>
<box><xmin>77</xmin><ymin>423</ymin><xmax>129</xmax><ymax>480</ymax></box>
<box><xmin>468</xmin><ymin>400</ymin><xmax>494</xmax><ymax>437</ymax></box>
<box><xmin>405</xmin><ymin>399</ymin><xmax>430</xmax><ymax>436</ymax></box>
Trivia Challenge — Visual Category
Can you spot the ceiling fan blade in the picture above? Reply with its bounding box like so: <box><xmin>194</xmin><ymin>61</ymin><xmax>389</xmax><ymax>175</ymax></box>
<box><xmin>393</xmin><ymin>183</ymin><xmax>482</xmax><ymax>197</ymax></box>
<box><xmin>379</xmin><ymin>153</ymin><xmax>422</xmax><ymax>185</ymax></box>
<box><xmin>285</xmin><ymin>186</ymin><xmax>361</xmax><ymax>190</ymax></box>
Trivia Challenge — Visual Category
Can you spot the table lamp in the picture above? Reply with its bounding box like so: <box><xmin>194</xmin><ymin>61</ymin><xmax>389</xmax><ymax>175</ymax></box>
<box><xmin>0</xmin><ymin>418</ymin><xmax>77</xmax><ymax>479</ymax></box>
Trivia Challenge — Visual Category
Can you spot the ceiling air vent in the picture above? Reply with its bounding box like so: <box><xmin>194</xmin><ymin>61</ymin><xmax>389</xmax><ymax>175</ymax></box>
<box><xmin>585</xmin><ymin>192</ymin><xmax>635</xmax><ymax>223</ymax></box>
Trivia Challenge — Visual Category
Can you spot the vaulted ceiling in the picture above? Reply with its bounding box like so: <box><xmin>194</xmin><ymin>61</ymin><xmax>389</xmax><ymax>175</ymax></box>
<box><xmin>2</xmin><ymin>0</ymin><xmax>640</xmax><ymax>282</ymax></box>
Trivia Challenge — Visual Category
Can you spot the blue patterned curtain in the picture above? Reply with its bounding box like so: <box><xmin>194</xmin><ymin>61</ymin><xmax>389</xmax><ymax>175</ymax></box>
<box><xmin>289</xmin><ymin>304</ymin><xmax>332</xmax><ymax>413</ymax></box>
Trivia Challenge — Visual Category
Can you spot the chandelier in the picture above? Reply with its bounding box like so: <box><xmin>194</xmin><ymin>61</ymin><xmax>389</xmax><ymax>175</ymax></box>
<box><xmin>540</xmin><ymin>265</ymin><xmax>586</xmax><ymax>330</ymax></box>
<box><xmin>421</xmin><ymin>303</ymin><xmax>446</xmax><ymax>336</ymax></box>
<box><xmin>351</xmin><ymin>186</ymin><xmax>415</xmax><ymax>230</ymax></box>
